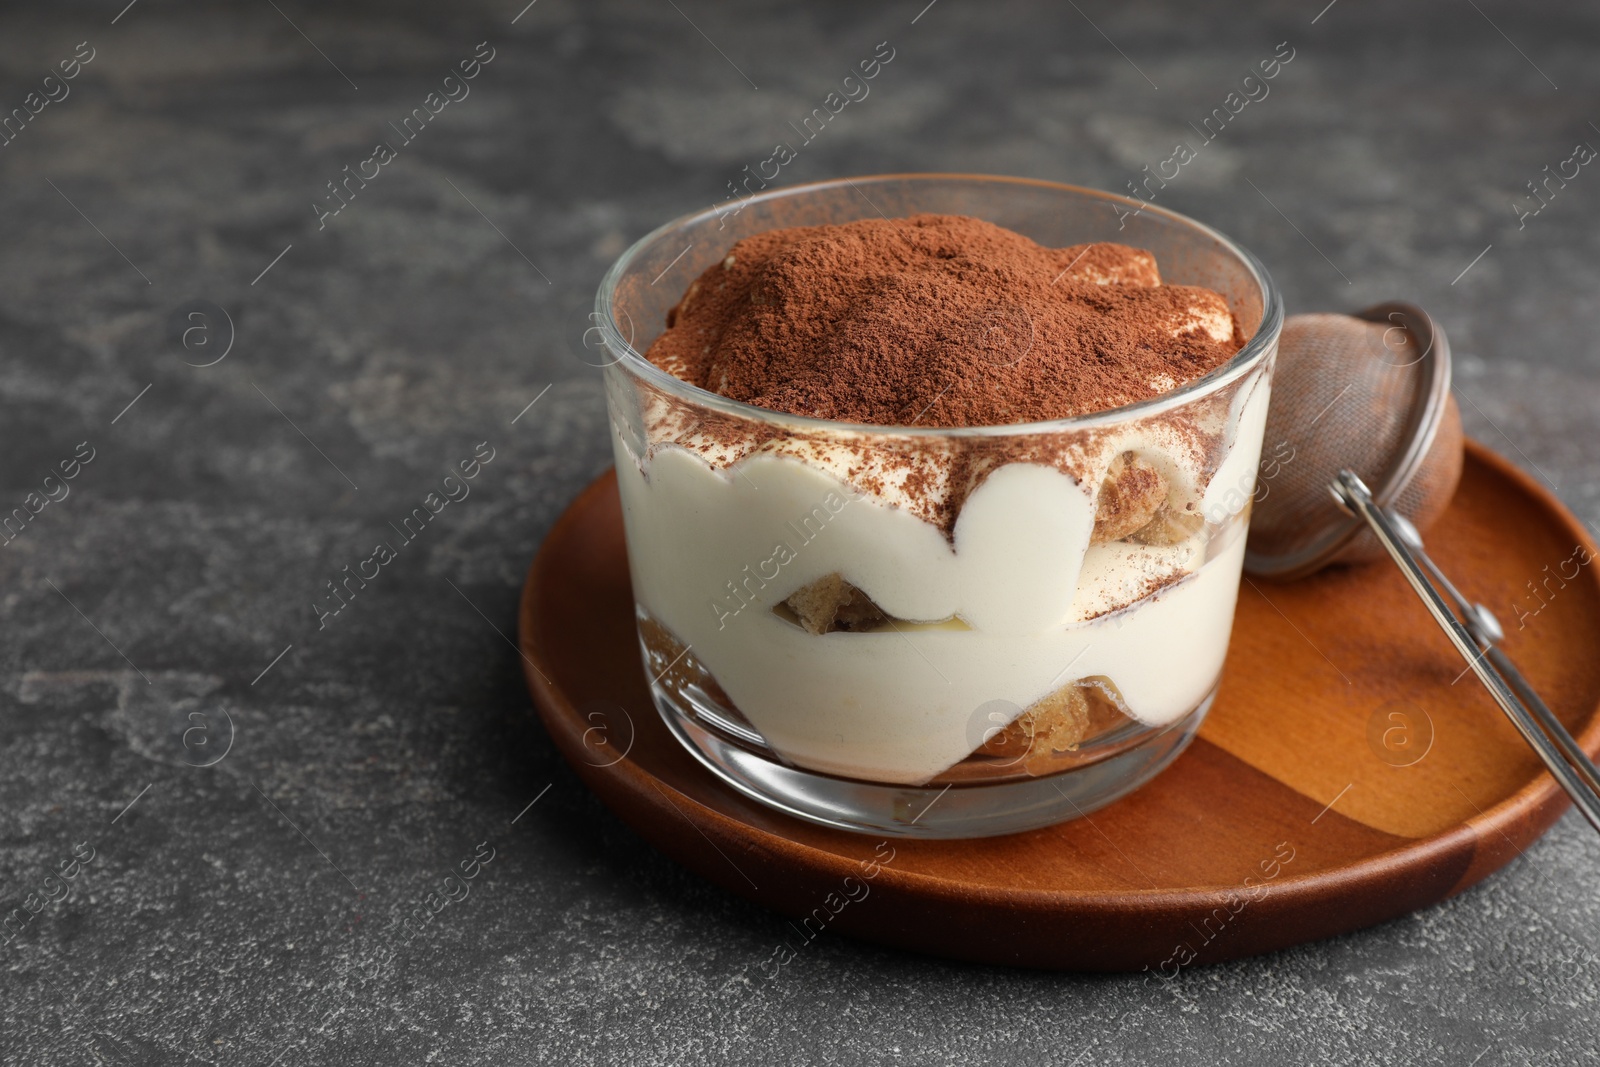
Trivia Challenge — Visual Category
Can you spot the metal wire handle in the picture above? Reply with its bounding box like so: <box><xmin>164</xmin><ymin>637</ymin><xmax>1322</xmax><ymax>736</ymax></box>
<box><xmin>1330</xmin><ymin>469</ymin><xmax>1600</xmax><ymax>835</ymax></box>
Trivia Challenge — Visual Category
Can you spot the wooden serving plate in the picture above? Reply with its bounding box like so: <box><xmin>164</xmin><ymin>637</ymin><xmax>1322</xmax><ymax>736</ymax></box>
<box><xmin>518</xmin><ymin>441</ymin><xmax>1600</xmax><ymax>971</ymax></box>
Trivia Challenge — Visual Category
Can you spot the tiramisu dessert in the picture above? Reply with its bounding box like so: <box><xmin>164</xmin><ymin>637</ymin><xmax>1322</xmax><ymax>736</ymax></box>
<box><xmin>611</xmin><ymin>213</ymin><xmax>1271</xmax><ymax>786</ymax></box>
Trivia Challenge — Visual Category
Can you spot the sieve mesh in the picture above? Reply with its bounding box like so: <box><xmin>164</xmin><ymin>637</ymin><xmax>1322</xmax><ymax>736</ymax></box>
<box><xmin>1338</xmin><ymin>394</ymin><xmax>1463</xmax><ymax>564</ymax></box>
<box><xmin>1246</xmin><ymin>307</ymin><xmax>1460</xmax><ymax>578</ymax></box>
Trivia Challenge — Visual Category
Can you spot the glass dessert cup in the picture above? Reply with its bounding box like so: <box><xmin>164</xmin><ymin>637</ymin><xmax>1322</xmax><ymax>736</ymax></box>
<box><xmin>595</xmin><ymin>175</ymin><xmax>1282</xmax><ymax>838</ymax></box>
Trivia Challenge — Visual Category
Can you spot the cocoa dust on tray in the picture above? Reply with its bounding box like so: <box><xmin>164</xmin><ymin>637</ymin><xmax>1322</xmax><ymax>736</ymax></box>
<box><xmin>645</xmin><ymin>213</ymin><xmax>1245</xmax><ymax>428</ymax></box>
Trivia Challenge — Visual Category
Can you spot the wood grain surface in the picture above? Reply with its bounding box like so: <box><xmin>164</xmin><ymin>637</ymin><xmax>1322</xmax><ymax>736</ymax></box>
<box><xmin>518</xmin><ymin>441</ymin><xmax>1600</xmax><ymax>971</ymax></box>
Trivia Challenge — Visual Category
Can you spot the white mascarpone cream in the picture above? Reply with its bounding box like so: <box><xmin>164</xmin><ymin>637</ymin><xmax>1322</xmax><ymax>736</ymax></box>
<box><xmin>612</xmin><ymin>367</ymin><xmax>1272</xmax><ymax>784</ymax></box>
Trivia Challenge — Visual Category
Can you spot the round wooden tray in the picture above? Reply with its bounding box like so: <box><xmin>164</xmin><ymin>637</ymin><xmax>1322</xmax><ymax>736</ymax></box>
<box><xmin>518</xmin><ymin>441</ymin><xmax>1600</xmax><ymax>971</ymax></box>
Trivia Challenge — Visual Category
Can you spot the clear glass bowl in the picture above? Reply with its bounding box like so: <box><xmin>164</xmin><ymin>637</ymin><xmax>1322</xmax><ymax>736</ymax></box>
<box><xmin>595</xmin><ymin>174</ymin><xmax>1282</xmax><ymax>838</ymax></box>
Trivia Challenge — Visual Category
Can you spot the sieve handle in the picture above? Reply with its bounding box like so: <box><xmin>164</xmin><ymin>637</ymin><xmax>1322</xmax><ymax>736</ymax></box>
<box><xmin>1397</xmin><ymin>523</ymin><xmax>1600</xmax><ymax>800</ymax></box>
<box><xmin>1331</xmin><ymin>470</ymin><xmax>1600</xmax><ymax>836</ymax></box>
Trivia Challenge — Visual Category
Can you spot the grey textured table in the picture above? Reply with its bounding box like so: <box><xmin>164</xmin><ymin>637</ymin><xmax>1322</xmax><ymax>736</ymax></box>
<box><xmin>3</xmin><ymin>1</ymin><xmax>1599</xmax><ymax>1063</ymax></box>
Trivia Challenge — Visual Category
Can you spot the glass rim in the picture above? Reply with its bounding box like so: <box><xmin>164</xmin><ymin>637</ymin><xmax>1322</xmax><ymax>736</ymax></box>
<box><xmin>594</xmin><ymin>172</ymin><xmax>1283</xmax><ymax>438</ymax></box>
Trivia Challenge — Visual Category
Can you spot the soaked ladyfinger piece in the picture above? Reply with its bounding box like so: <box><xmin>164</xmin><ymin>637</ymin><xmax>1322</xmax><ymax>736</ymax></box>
<box><xmin>979</xmin><ymin>686</ymin><xmax>1092</xmax><ymax>760</ymax></box>
<box><xmin>1128</xmin><ymin>503</ymin><xmax>1206</xmax><ymax>545</ymax></box>
<box><xmin>783</xmin><ymin>573</ymin><xmax>889</xmax><ymax>635</ymax></box>
<box><xmin>1092</xmin><ymin>452</ymin><xmax>1169</xmax><ymax>544</ymax></box>
<box><xmin>976</xmin><ymin>675</ymin><xmax>1135</xmax><ymax>765</ymax></box>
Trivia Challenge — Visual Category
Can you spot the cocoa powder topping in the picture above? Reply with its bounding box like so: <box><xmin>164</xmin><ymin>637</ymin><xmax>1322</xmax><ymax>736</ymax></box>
<box><xmin>646</xmin><ymin>214</ymin><xmax>1244</xmax><ymax>427</ymax></box>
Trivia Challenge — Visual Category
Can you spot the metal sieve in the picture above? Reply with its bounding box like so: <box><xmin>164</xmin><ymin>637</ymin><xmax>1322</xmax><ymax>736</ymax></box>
<box><xmin>1246</xmin><ymin>302</ymin><xmax>1600</xmax><ymax>835</ymax></box>
<box><xmin>1246</xmin><ymin>302</ymin><xmax>1461</xmax><ymax>579</ymax></box>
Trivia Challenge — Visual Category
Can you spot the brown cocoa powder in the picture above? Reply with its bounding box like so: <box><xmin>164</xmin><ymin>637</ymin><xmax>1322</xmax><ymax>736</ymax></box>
<box><xmin>646</xmin><ymin>213</ymin><xmax>1244</xmax><ymax>427</ymax></box>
